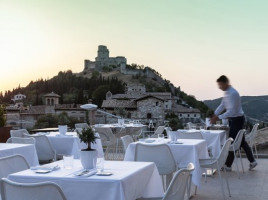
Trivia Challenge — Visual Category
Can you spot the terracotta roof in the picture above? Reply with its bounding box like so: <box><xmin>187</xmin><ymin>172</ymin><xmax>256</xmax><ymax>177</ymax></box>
<box><xmin>55</xmin><ymin>104</ymin><xmax>84</xmax><ymax>111</ymax></box>
<box><xmin>102</xmin><ymin>99</ymin><xmax>137</xmax><ymax>108</ymax></box>
<box><xmin>43</xmin><ymin>92</ymin><xmax>61</xmax><ymax>98</ymax></box>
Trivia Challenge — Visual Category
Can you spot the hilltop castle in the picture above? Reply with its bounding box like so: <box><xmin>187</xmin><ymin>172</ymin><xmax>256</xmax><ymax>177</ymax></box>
<box><xmin>84</xmin><ymin>45</ymin><xmax>127</xmax><ymax>73</ymax></box>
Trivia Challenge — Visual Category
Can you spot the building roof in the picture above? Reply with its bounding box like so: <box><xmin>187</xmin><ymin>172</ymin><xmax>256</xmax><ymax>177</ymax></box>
<box><xmin>134</xmin><ymin>95</ymin><xmax>164</xmax><ymax>102</ymax></box>
<box><xmin>102</xmin><ymin>99</ymin><xmax>137</xmax><ymax>109</ymax></box>
<box><xmin>175</xmin><ymin>105</ymin><xmax>201</xmax><ymax>113</ymax></box>
<box><xmin>55</xmin><ymin>104</ymin><xmax>84</xmax><ymax>111</ymax></box>
<box><xmin>20</xmin><ymin>105</ymin><xmax>47</xmax><ymax>115</ymax></box>
<box><xmin>43</xmin><ymin>92</ymin><xmax>61</xmax><ymax>98</ymax></box>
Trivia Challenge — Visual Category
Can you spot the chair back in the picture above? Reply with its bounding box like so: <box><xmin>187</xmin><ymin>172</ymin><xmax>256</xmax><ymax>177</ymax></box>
<box><xmin>94</xmin><ymin>127</ymin><xmax>116</xmax><ymax>147</ymax></box>
<box><xmin>231</xmin><ymin>130</ymin><xmax>246</xmax><ymax>151</ymax></box>
<box><xmin>217</xmin><ymin>138</ymin><xmax>234</xmax><ymax>168</ymax></box>
<box><xmin>75</xmin><ymin>123</ymin><xmax>89</xmax><ymax>130</ymax></box>
<box><xmin>154</xmin><ymin>126</ymin><xmax>165</xmax><ymax>135</ymax></box>
<box><xmin>248</xmin><ymin>123</ymin><xmax>259</xmax><ymax>145</ymax></box>
<box><xmin>27</xmin><ymin>135</ymin><xmax>56</xmax><ymax>162</ymax></box>
<box><xmin>1</xmin><ymin>178</ymin><xmax>67</xmax><ymax>200</ymax></box>
<box><xmin>0</xmin><ymin>155</ymin><xmax>30</xmax><ymax>181</ymax></box>
<box><xmin>178</xmin><ymin>131</ymin><xmax>203</xmax><ymax>139</ymax></box>
<box><xmin>10</xmin><ymin>129</ymin><xmax>29</xmax><ymax>138</ymax></box>
<box><xmin>6</xmin><ymin>137</ymin><xmax>35</xmax><ymax>145</ymax></box>
<box><xmin>163</xmin><ymin>163</ymin><xmax>195</xmax><ymax>200</ymax></box>
<box><xmin>120</xmin><ymin>135</ymin><xmax>134</xmax><ymax>151</ymax></box>
<box><xmin>135</xmin><ymin>143</ymin><xmax>176</xmax><ymax>175</ymax></box>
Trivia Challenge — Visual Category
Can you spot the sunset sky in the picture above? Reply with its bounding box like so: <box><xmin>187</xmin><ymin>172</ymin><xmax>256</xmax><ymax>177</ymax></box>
<box><xmin>1</xmin><ymin>0</ymin><xmax>267</xmax><ymax>100</ymax></box>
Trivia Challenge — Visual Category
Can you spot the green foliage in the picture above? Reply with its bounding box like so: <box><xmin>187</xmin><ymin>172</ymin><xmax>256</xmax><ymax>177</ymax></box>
<box><xmin>34</xmin><ymin>114</ymin><xmax>58</xmax><ymax>129</ymax></box>
<box><xmin>165</xmin><ymin>113</ymin><xmax>183</xmax><ymax>131</ymax></box>
<box><xmin>102</xmin><ymin>66</ymin><xmax>113</xmax><ymax>72</ymax></box>
<box><xmin>115</xmin><ymin>108</ymin><xmax>127</xmax><ymax>118</ymax></box>
<box><xmin>0</xmin><ymin>105</ymin><xmax>6</xmax><ymax>127</ymax></box>
<box><xmin>58</xmin><ymin>112</ymin><xmax>71</xmax><ymax>125</ymax></box>
<box><xmin>206</xmin><ymin>109</ymin><xmax>214</xmax><ymax>118</ymax></box>
<box><xmin>77</xmin><ymin>127</ymin><xmax>98</xmax><ymax>150</ymax></box>
<box><xmin>34</xmin><ymin>113</ymin><xmax>82</xmax><ymax>129</ymax></box>
<box><xmin>0</xmin><ymin>70</ymin><xmax>124</xmax><ymax>106</ymax></box>
<box><xmin>92</xmin><ymin>85</ymin><xmax>110</xmax><ymax>107</ymax></box>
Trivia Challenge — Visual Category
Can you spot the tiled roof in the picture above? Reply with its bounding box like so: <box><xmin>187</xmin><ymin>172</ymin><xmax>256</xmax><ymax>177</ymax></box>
<box><xmin>134</xmin><ymin>95</ymin><xmax>164</xmax><ymax>102</ymax></box>
<box><xmin>20</xmin><ymin>105</ymin><xmax>47</xmax><ymax>115</ymax></box>
<box><xmin>174</xmin><ymin>105</ymin><xmax>201</xmax><ymax>113</ymax></box>
<box><xmin>102</xmin><ymin>99</ymin><xmax>137</xmax><ymax>108</ymax></box>
<box><xmin>43</xmin><ymin>92</ymin><xmax>61</xmax><ymax>97</ymax></box>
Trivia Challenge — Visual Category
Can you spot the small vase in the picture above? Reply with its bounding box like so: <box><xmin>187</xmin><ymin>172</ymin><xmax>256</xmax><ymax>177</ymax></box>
<box><xmin>80</xmin><ymin>150</ymin><xmax>97</xmax><ymax>169</ymax></box>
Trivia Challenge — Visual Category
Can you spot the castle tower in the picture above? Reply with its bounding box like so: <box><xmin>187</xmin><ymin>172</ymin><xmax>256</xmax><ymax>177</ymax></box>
<box><xmin>95</xmin><ymin>45</ymin><xmax>109</xmax><ymax>69</ymax></box>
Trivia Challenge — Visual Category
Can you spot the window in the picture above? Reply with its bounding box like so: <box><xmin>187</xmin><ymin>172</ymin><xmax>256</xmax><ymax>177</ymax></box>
<box><xmin>147</xmin><ymin>113</ymin><xmax>152</xmax><ymax>119</ymax></box>
<box><xmin>127</xmin><ymin>112</ymin><xmax>131</xmax><ymax>118</ymax></box>
<box><xmin>179</xmin><ymin>114</ymin><xmax>182</xmax><ymax>117</ymax></box>
<box><xmin>194</xmin><ymin>114</ymin><xmax>196</xmax><ymax>117</ymax></box>
<box><xmin>187</xmin><ymin>114</ymin><xmax>190</xmax><ymax>118</ymax></box>
<box><xmin>165</xmin><ymin>105</ymin><xmax>168</xmax><ymax>109</ymax></box>
<box><xmin>156</xmin><ymin>102</ymin><xmax>159</xmax><ymax>106</ymax></box>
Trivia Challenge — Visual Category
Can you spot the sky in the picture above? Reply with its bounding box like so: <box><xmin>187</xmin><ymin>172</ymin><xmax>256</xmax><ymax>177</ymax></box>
<box><xmin>0</xmin><ymin>0</ymin><xmax>268</xmax><ymax>100</ymax></box>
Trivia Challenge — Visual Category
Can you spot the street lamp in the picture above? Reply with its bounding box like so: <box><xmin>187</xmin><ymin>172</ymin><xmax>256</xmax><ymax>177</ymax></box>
<box><xmin>80</xmin><ymin>104</ymin><xmax>121</xmax><ymax>124</ymax></box>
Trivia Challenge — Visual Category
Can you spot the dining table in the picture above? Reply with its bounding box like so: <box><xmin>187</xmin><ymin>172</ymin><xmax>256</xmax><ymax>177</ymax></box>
<box><xmin>43</xmin><ymin>132</ymin><xmax>104</xmax><ymax>159</ymax></box>
<box><xmin>124</xmin><ymin>138</ymin><xmax>210</xmax><ymax>187</ymax></box>
<box><xmin>178</xmin><ymin>129</ymin><xmax>227</xmax><ymax>158</ymax></box>
<box><xmin>8</xmin><ymin>160</ymin><xmax>164</xmax><ymax>200</ymax></box>
<box><xmin>0</xmin><ymin>143</ymin><xmax>39</xmax><ymax>167</ymax></box>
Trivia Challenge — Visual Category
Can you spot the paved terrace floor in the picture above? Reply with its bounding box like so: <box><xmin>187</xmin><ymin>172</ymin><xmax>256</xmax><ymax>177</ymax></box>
<box><xmin>191</xmin><ymin>158</ymin><xmax>268</xmax><ymax>200</ymax></box>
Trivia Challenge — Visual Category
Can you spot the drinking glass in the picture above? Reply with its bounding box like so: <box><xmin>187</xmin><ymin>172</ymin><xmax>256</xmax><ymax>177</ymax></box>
<box><xmin>96</xmin><ymin>157</ymin><xmax>104</xmax><ymax>173</ymax></box>
<box><xmin>63</xmin><ymin>155</ymin><xmax>73</xmax><ymax>169</ymax></box>
<box><xmin>158</xmin><ymin>134</ymin><xmax>164</xmax><ymax>142</ymax></box>
<box><xmin>199</xmin><ymin>126</ymin><xmax>205</xmax><ymax>132</ymax></box>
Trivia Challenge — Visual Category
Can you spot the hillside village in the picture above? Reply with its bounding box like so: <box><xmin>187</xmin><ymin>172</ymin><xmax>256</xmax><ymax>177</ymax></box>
<box><xmin>4</xmin><ymin>45</ymin><xmax>202</xmax><ymax>129</ymax></box>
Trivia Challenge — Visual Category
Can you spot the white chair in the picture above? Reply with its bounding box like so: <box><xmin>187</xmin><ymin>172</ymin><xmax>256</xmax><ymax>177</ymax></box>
<box><xmin>143</xmin><ymin>126</ymin><xmax>166</xmax><ymax>138</ymax></box>
<box><xmin>10</xmin><ymin>129</ymin><xmax>30</xmax><ymax>138</ymax></box>
<box><xmin>135</xmin><ymin>143</ymin><xmax>177</xmax><ymax>190</ymax></box>
<box><xmin>245</xmin><ymin>123</ymin><xmax>259</xmax><ymax>158</ymax></box>
<box><xmin>27</xmin><ymin>135</ymin><xmax>56</xmax><ymax>163</ymax></box>
<box><xmin>198</xmin><ymin>138</ymin><xmax>233</xmax><ymax>200</ymax></box>
<box><xmin>120</xmin><ymin>135</ymin><xmax>134</xmax><ymax>152</ymax></box>
<box><xmin>229</xmin><ymin>129</ymin><xmax>246</xmax><ymax>178</ymax></box>
<box><xmin>6</xmin><ymin>137</ymin><xmax>35</xmax><ymax>145</ymax></box>
<box><xmin>0</xmin><ymin>155</ymin><xmax>30</xmax><ymax>181</ymax></box>
<box><xmin>94</xmin><ymin>127</ymin><xmax>117</xmax><ymax>160</ymax></box>
<box><xmin>75</xmin><ymin>123</ymin><xmax>89</xmax><ymax>130</ymax></box>
<box><xmin>138</xmin><ymin>163</ymin><xmax>195</xmax><ymax>200</ymax></box>
<box><xmin>1</xmin><ymin>178</ymin><xmax>67</xmax><ymax>200</ymax></box>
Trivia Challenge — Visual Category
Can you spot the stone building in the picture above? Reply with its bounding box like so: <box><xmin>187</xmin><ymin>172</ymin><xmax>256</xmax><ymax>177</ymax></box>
<box><xmin>84</xmin><ymin>45</ymin><xmax>127</xmax><ymax>73</ymax></box>
<box><xmin>101</xmin><ymin>84</ymin><xmax>201</xmax><ymax>126</ymax></box>
<box><xmin>43</xmin><ymin>92</ymin><xmax>60</xmax><ymax>106</ymax></box>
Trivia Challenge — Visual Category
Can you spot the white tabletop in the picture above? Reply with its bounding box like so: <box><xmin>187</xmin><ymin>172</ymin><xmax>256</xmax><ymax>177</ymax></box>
<box><xmin>180</xmin><ymin>129</ymin><xmax>226</xmax><ymax>158</ymax></box>
<box><xmin>124</xmin><ymin>139</ymin><xmax>209</xmax><ymax>186</ymax></box>
<box><xmin>45</xmin><ymin>132</ymin><xmax>104</xmax><ymax>159</ymax></box>
<box><xmin>9</xmin><ymin>160</ymin><xmax>164</xmax><ymax>200</ymax></box>
<box><xmin>0</xmin><ymin>143</ymin><xmax>39</xmax><ymax>167</ymax></box>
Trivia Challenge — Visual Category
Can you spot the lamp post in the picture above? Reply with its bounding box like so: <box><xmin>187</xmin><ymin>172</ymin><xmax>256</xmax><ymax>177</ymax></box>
<box><xmin>80</xmin><ymin>104</ymin><xmax>121</xmax><ymax>124</ymax></box>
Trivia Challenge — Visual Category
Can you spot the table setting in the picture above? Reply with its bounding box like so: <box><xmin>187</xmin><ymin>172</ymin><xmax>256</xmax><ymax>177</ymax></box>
<box><xmin>124</xmin><ymin>136</ymin><xmax>209</xmax><ymax>186</ymax></box>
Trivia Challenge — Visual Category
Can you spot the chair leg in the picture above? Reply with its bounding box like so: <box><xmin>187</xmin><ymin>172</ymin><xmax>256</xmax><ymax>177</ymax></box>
<box><xmin>223</xmin><ymin>167</ymin><xmax>231</xmax><ymax>197</ymax></box>
<box><xmin>254</xmin><ymin>144</ymin><xmax>258</xmax><ymax>159</ymax></box>
<box><xmin>238</xmin><ymin>149</ymin><xmax>245</xmax><ymax>173</ymax></box>
<box><xmin>187</xmin><ymin>174</ymin><xmax>192</xmax><ymax>200</ymax></box>
<box><xmin>217</xmin><ymin>165</ymin><xmax>226</xmax><ymax>200</ymax></box>
<box><xmin>194</xmin><ymin>186</ymin><xmax>197</xmax><ymax>195</ymax></box>
<box><xmin>234</xmin><ymin>151</ymin><xmax>240</xmax><ymax>179</ymax></box>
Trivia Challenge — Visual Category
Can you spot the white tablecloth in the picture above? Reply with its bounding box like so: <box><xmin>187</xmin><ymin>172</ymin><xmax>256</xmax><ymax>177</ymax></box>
<box><xmin>124</xmin><ymin>139</ymin><xmax>209</xmax><ymax>186</ymax></box>
<box><xmin>180</xmin><ymin>129</ymin><xmax>226</xmax><ymax>158</ymax></box>
<box><xmin>45</xmin><ymin>132</ymin><xmax>104</xmax><ymax>159</ymax></box>
<box><xmin>9</xmin><ymin>160</ymin><xmax>164</xmax><ymax>200</ymax></box>
<box><xmin>0</xmin><ymin>143</ymin><xmax>39</xmax><ymax>167</ymax></box>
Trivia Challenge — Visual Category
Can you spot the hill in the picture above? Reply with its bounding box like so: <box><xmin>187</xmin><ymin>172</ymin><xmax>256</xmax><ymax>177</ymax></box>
<box><xmin>204</xmin><ymin>95</ymin><xmax>268</xmax><ymax>123</ymax></box>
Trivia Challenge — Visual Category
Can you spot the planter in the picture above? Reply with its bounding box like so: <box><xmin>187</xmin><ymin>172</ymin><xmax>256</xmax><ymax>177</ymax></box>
<box><xmin>0</xmin><ymin>127</ymin><xmax>12</xmax><ymax>143</ymax></box>
<box><xmin>80</xmin><ymin>150</ymin><xmax>97</xmax><ymax>169</ymax></box>
<box><xmin>58</xmin><ymin>125</ymin><xmax>67</xmax><ymax>135</ymax></box>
